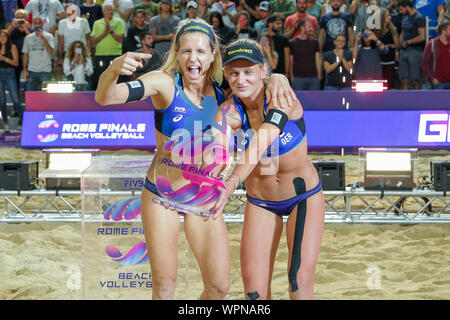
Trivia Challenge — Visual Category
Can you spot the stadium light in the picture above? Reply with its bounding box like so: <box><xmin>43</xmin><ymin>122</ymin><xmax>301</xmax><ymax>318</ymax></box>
<box><xmin>352</xmin><ymin>80</ymin><xmax>387</xmax><ymax>92</ymax></box>
<box><xmin>42</xmin><ymin>81</ymin><xmax>75</xmax><ymax>93</ymax></box>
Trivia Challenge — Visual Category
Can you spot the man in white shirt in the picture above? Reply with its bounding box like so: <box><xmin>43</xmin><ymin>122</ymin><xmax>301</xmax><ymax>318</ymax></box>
<box><xmin>22</xmin><ymin>16</ymin><xmax>55</xmax><ymax>91</ymax></box>
<box><xmin>57</xmin><ymin>4</ymin><xmax>91</xmax><ymax>65</ymax></box>
<box><xmin>25</xmin><ymin>0</ymin><xmax>65</xmax><ymax>35</ymax></box>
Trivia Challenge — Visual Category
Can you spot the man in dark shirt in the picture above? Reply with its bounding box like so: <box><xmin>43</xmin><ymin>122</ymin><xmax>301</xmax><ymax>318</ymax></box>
<box><xmin>80</xmin><ymin>0</ymin><xmax>104</xmax><ymax>31</ymax></box>
<box><xmin>319</xmin><ymin>0</ymin><xmax>354</xmax><ymax>52</ymax></box>
<box><xmin>289</xmin><ymin>18</ymin><xmax>321</xmax><ymax>90</ymax></box>
<box><xmin>133</xmin><ymin>31</ymin><xmax>162</xmax><ymax>79</ymax></box>
<box><xmin>267</xmin><ymin>15</ymin><xmax>290</xmax><ymax>77</ymax></box>
<box><xmin>398</xmin><ymin>0</ymin><xmax>426</xmax><ymax>89</ymax></box>
<box><xmin>124</xmin><ymin>8</ymin><xmax>150</xmax><ymax>53</ymax></box>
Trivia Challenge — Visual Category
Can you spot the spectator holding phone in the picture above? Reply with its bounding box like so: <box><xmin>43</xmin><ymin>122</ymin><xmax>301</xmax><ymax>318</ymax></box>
<box><xmin>353</xmin><ymin>28</ymin><xmax>388</xmax><ymax>80</ymax></box>
<box><xmin>57</xmin><ymin>4</ymin><xmax>91</xmax><ymax>67</ymax></box>
<box><xmin>22</xmin><ymin>15</ymin><xmax>55</xmax><ymax>91</ymax></box>
<box><xmin>258</xmin><ymin>31</ymin><xmax>279</xmax><ymax>73</ymax></box>
<box><xmin>63</xmin><ymin>40</ymin><xmax>93</xmax><ymax>91</ymax></box>
<box><xmin>234</xmin><ymin>11</ymin><xmax>258</xmax><ymax>39</ymax></box>
<box><xmin>7</xmin><ymin>9</ymin><xmax>33</xmax><ymax>91</ymax></box>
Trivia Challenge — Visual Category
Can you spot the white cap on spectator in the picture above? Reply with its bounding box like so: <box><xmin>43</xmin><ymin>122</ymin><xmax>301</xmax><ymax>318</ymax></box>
<box><xmin>102</xmin><ymin>0</ymin><xmax>114</xmax><ymax>8</ymax></box>
<box><xmin>187</xmin><ymin>1</ymin><xmax>198</xmax><ymax>9</ymax></box>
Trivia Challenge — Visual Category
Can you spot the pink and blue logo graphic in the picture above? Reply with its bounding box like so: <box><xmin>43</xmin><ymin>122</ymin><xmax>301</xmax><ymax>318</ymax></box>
<box><xmin>105</xmin><ymin>242</ymin><xmax>149</xmax><ymax>266</ymax></box>
<box><xmin>103</xmin><ymin>197</ymin><xmax>149</xmax><ymax>266</ymax></box>
<box><xmin>104</xmin><ymin>197</ymin><xmax>141</xmax><ymax>221</ymax></box>
<box><xmin>37</xmin><ymin>119</ymin><xmax>59</xmax><ymax>143</ymax></box>
<box><xmin>155</xmin><ymin>102</ymin><xmax>231</xmax><ymax>210</ymax></box>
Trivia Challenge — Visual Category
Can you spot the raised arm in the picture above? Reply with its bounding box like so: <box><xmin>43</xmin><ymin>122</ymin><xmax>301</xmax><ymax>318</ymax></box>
<box><xmin>95</xmin><ymin>52</ymin><xmax>169</xmax><ymax>106</ymax></box>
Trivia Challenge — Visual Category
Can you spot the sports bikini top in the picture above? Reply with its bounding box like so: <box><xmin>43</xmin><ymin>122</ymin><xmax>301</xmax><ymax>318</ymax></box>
<box><xmin>232</xmin><ymin>95</ymin><xmax>306</xmax><ymax>158</ymax></box>
<box><xmin>154</xmin><ymin>72</ymin><xmax>226</xmax><ymax>137</ymax></box>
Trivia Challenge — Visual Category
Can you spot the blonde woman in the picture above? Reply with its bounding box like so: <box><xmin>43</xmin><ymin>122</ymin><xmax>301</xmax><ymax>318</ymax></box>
<box><xmin>95</xmin><ymin>18</ymin><xmax>296</xmax><ymax>300</ymax></box>
<box><xmin>63</xmin><ymin>41</ymin><xmax>93</xmax><ymax>91</ymax></box>
<box><xmin>215</xmin><ymin>39</ymin><xmax>325</xmax><ymax>300</ymax></box>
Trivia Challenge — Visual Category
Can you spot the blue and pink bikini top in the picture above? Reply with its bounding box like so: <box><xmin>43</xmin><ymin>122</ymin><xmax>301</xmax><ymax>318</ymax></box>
<box><xmin>154</xmin><ymin>72</ymin><xmax>226</xmax><ymax>137</ymax></box>
<box><xmin>232</xmin><ymin>95</ymin><xmax>306</xmax><ymax>158</ymax></box>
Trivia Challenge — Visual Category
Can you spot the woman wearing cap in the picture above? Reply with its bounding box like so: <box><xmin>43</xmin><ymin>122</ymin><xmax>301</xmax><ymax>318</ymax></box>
<box><xmin>214</xmin><ymin>39</ymin><xmax>325</xmax><ymax>300</ymax></box>
<box><xmin>95</xmin><ymin>19</ymin><xmax>296</xmax><ymax>300</ymax></box>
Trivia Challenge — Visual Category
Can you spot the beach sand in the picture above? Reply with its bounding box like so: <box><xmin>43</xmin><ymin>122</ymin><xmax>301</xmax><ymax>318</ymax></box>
<box><xmin>0</xmin><ymin>147</ymin><xmax>449</xmax><ymax>300</ymax></box>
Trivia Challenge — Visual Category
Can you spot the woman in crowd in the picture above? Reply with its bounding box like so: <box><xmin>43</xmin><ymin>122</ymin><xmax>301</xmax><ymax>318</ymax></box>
<box><xmin>378</xmin><ymin>8</ymin><xmax>400</xmax><ymax>89</ymax></box>
<box><xmin>353</xmin><ymin>28</ymin><xmax>388</xmax><ymax>80</ymax></box>
<box><xmin>0</xmin><ymin>30</ymin><xmax>23</xmax><ymax>132</ymax></box>
<box><xmin>214</xmin><ymin>39</ymin><xmax>325</xmax><ymax>300</ymax></box>
<box><xmin>63</xmin><ymin>41</ymin><xmax>93</xmax><ymax>91</ymax></box>
<box><xmin>257</xmin><ymin>32</ymin><xmax>279</xmax><ymax>74</ymax></box>
<box><xmin>95</xmin><ymin>19</ymin><xmax>296</xmax><ymax>300</ymax></box>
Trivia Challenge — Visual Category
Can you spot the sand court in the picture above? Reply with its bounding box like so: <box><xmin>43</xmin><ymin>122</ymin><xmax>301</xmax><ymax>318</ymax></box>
<box><xmin>0</xmin><ymin>148</ymin><xmax>449</xmax><ymax>299</ymax></box>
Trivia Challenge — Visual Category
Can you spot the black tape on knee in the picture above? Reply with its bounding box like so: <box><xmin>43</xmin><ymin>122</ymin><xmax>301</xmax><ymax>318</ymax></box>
<box><xmin>247</xmin><ymin>291</ymin><xmax>260</xmax><ymax>300</ymax></box>
<box><xmin>288</xmin><ymin>177</ymin><xmax>307</xmax><ymax>292</ymax></box>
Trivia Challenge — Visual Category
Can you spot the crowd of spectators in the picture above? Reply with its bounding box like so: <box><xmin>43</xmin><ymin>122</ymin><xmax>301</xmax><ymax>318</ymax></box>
<box><xmin>0</xmin><ymin>0</ymin><xmax>449</xmax><ymax>130</ymax></box>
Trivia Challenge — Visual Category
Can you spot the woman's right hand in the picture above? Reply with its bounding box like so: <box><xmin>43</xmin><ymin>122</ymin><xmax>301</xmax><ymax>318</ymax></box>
<box><xmin>110</xmin><ymin>52</ymin><xmax>152</xmax><ymax>76</ymax></box>
<box><xmin>23</xmin><ymin>70</ymin><xmax>29</xmax><ymax>81</ymax></box>
<box><xmin>213</xmin><ymin>177</ymin><xmax>237</xmax><ymax>220</ymax></box>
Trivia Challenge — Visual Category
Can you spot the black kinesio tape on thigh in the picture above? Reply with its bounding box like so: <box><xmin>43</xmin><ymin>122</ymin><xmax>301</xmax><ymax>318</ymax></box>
<box><xmin>125</xmin><ymin>79</ymin><xmax>145</xmax><ymax>103</ymax></box>
<box><xmin>288</xmin><ymin>177</ymin><xmax>307</xmax><ymax>292</ymax></box>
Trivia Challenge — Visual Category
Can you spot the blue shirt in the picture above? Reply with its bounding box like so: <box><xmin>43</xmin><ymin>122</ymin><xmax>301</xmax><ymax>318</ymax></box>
<box><xmin>154</xmin><ymin>72</ymin><xmax>225</xmax><ymax>137</ymax></box>
<box><xmin>414</xmin><ymin>0</ymin><xmax>446</xmax><ymax>37</ymax></box>
<box><xmin>320</xmin><ymin>12</ymin><xmax>354</xmax><ymax>52</ymax></box>
<box><xmin>401</xmin><ymin>11</ymin><xmax>426</xmax><ymax>48</ymax></box>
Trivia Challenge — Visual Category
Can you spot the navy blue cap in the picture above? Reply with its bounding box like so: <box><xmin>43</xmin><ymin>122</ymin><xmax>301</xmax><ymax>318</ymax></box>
<box><xmin>223</xmin><ymin>42</ymin><xmax>264</xmax><ymax>66</ymax></box>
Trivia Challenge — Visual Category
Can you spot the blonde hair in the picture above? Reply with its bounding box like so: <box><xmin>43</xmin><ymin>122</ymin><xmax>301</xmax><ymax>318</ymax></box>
<box><xmin>160</xmin><ymin>19</ymin><xmax>223</xmax><ymax>84</ymax></box>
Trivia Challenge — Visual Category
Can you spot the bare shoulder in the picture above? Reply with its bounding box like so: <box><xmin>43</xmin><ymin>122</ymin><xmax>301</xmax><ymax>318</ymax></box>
<box><xmin>138</xmin><ymin>69</ymin><xmax>173</xmax><ymax>89</ymax></box>
<box><xmin>137</xmin><ymin>70</ymin><xmax>175</xmax><ymax>108</ymax></box>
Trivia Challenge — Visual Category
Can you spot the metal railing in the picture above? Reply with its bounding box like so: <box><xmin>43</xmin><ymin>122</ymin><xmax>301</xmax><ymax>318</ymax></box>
<box><xmin>1</xmin><ymin>188</ymin><xmax>448</xmax><ymax>224</ymax></box>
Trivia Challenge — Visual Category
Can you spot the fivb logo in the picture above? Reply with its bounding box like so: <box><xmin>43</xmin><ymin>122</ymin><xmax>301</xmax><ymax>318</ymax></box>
<box><xmin>418</xmin><ymin>113</ymin><xmax>450</xmax><ymax>143</ymax></box>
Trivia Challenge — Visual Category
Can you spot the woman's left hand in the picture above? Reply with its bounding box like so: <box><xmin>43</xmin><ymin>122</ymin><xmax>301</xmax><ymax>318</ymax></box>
<box><xmin>265</xmin><ymin>73</ymin><xmax>297</xmax><ymax>110</ymax></box>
